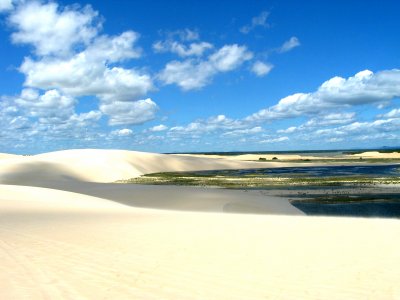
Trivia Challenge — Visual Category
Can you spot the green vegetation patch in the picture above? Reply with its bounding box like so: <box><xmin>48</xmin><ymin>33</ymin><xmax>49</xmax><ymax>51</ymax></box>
<box><xmin>117</xmin><ymin>171</ymin><xmax>400</xmax><ymax>188</ymax></box>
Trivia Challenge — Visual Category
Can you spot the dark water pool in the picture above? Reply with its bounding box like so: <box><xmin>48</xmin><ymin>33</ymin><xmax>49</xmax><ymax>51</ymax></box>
<box><xmin>187</xmin><ymin>165</ymin><xmax>400</xmax><ymax>218</ymax></box>
<box><xmin>291</xmin><ymin>194</ymin><xmax>400</xmax><ymax>218</ymax></box>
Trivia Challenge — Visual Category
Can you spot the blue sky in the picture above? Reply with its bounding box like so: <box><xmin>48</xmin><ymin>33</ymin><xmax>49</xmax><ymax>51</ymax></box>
<box><xmin>0</xmin><ymin>0</ymin><xmax>400</xmax><ymax>154</ymax></box>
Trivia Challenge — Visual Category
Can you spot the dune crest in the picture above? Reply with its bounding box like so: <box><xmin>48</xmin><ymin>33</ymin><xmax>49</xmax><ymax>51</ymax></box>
<box><xmin>0</xmin><ymin>149</ymin><xmax>288</xmax><ymax>185</ymax></box>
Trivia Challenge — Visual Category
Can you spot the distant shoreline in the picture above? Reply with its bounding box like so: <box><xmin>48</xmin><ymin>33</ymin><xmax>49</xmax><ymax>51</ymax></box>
<box><xmin>166</xmin><ymin>148</ymin><xmax>400</xmax><ymax>156</ymax></box>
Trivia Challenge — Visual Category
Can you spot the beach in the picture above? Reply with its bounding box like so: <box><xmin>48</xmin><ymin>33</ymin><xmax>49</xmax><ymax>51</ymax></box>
<box><xmin>1</xmin><ymin>149</ymin><xmax>400</xmax><ymax>299</ymax></box>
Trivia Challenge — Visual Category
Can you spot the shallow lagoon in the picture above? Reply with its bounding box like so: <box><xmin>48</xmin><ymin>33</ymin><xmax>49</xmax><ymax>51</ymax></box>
<box><xmin>191</xmin><ymin>165</ymin><xmax>400</xmax><ymax>218</ymax></box>
<box><xmin>191</xmin><ymin>164</ymin><xmax>400</xmax><ymax>178</ymax></box>
<box><xmin>291</xmin><ymin>197</ymin><xmax>400</xmax><ymax>218</ymax></box>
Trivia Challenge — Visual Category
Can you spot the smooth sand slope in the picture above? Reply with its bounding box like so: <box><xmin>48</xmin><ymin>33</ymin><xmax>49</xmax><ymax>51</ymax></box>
<box><xmin>1</xmin><ymin>149</ymin><xmax>400</xmax><ymax>299</ymax></box>
<box><xmin>0</xmin><ymin>153</ymin><xmax>21</xmax><ymax>160</ymax></box>
<box><xmin>1</xmin><ymin>184</ymin><xmax>400</xmax><ymax>300</ymax></box>
<box><xmin>32</xmin><ymin>181</ymin><xmax>302</xmax><ymax>215</ymax></box>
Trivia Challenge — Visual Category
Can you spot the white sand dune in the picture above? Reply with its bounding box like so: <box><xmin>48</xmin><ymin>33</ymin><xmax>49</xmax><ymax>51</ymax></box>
<box><xmin>0</xmin><ymin>148</ymin><xmax>337</xmax><ymax>214</ymax></box>
<box><xmin>1</xmin><ymin>184</ymin><xmax>400</xmax><ymax>299</ymax></box>
<box><xmin>1</xmin><ymin>148</ymin><xmax>389</xmax><ymax>187</ymax></box>
<box><xmin>0</xmin><ymin>153</ymin><xmax>21</xmax><ymax>160</ymax></box>
<box><xmin>0</xmin><ymin>149</ymin><xmax>304</xmax><ymax>214</ymax></box>
<box><xmin>1</xmin><ymin>149</ymin><xmax>400</xmax><ymax>299</ymax></box>
<box><xmin>351</xmin><ymin>151</ymin><xmax>400</xmax><ymax>159</ymax></box>
<box><xmin>0</xmin><ymin>149</ymin><xmax>295</xmax><ymax>185</ymax></box>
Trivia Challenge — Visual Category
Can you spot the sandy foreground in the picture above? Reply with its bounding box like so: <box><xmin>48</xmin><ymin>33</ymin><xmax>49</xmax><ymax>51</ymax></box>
<box><xmin>1</xmin><ymin>149</ymin><xmax>400</xmax><ymax>299</ymax></box>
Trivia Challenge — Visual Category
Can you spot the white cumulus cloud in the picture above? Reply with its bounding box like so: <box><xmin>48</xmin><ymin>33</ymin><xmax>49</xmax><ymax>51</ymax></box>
<box><xmin>9</xmin><ymin>1</ymin><xmax>101</xmax><ymax>56</ymax></box>
<box><xmin>169</xmin><ymin>114</ymin><xmax>245</xmax><ymax>136</ymax></box>
<box><xmin>149</xmin><ymin>124</ymin><xmax>168</xmax><ymax>132</ymax></box>
<box><xmin>315</xmin><ymin>118</ymin><xmax>400</xmax><ymax>138</ymax></box>
<box><xmin>379</xmin><ymin>108</ymin><xmax>400</xmax><ymax>119</ymax></box>
<box><xmin>247</xmin><ymin>69</ymin><xmax>400</xmax><ymax>122</ymax></box>
<box><xmin>85</xmin><ymin>31</ymin><xmax>142</xmax><ymax>62</ymax></box>
<box><xmin>240</xmin><ymin>11</ymin><xmax>270</xmax><ymax>34</ymax></box>
<box><xmin>251</xmin><ymin>61</ymin><xmax>273</xmax><ymax>77</ymax></box>
<box><xmin>8</xmin><ymin>0</ymin><xmax>154</xmax><ymax>126</ymax></box>
<box><xmin>165</xmin><ymin>29</ymin><xmax>200</xmax><ymax>41</ymax></box>
<box><xmin>0</xmin><ymin>0</ymin><xmax>13</xmax><ymax>12</ymax></box>
<box><xmin>278</xmin><ymin>37</ymin><xmax>300</xmax><ymax>53</ymax></box>
<box><xmin>111</xmin><ymin>128</ymin><xmax>133</xmax><ymax>136</ymax></box>
<box><xmin>158</xmin><ymin>59</ymin><xmax>214</xmax><ymax>91</ymax></box>
<box><xmin>19</xmin><ymin>28</ymin><xmax>149</xmax><ymax>100</ymax></box>
<box><xmin>100</xmin><ymin>98</ymin><xmax>158</xmax><ymax>126</ymax></box>
<box><xmin>159</xmin><ymin>44</ymin><xmax>253</xmax><ymax>90</ymax></box>
<box><xmin>153</xmin><ymin>40</ymin><xmax>213</xmax><ymax>57</ymax></box>
<box><xmin>153</xmin><ymin>28</ymin><xmax>210</xmax><ymax>57</ymax></box>
<box><xmin>15</xmin><ymin>88</ymin><xmax>75</xmax><ymax>121</ymax></box>
<box><xmin>277</xmin><ymin>126</ymin><xmax>297</xmax><ymax>134</ymax></box>
<box><xmin>222</xmin><ymin>126</ymin><xmax>262</xmax><ymax>137</ymax></box>
<box><xmin>68</xmin><ymin>110</ymin><xmax>102</xmax><ymax>126</ymax></box>
<box><xmin>304</xmin><ymin>112</ymin><xmax>356</xmax><ymax>127</ymax></box>
<box><xmin>209</xmin><ymin>44</ymin><xmax>253</xmax><ymax>72</ymax></box>
<box><xmin>260</xmin><ymin>136</ymin><xmax>289</xmax><ymax>143</ymax></box>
